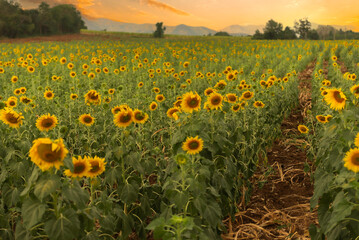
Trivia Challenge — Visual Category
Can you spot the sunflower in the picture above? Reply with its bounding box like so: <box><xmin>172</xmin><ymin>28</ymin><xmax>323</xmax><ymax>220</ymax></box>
<box><xmin>6</xmin><ymin>97</ymin><xmax>17</xmax><ymax>108</ymax></box>
<box><xmin>86</xmin><ymin>156</ymin><xmax>106</xmax><ymax>178</ymax></box>
<box><xmin>154</xmin><ymin>94</ymin><xmax>165</xmax><ymax>103</ymax></box>
<box><xmin>11</xmin><ymin>76</ymin><xmax>18</xmax><ymax>83</ymax></box>
<box><xmin>316</xmin><ymin>115</ymin><xmax>327</xmax><ymax>123</ymax></box>
<box><xmin>153</xmin><ymin>87</ymin><xmax>160</xmax><ymax>93</ymax></box>
<box><xmin>14</xmin><ymin>88</ymin><xmax>21</xmax><ymax>95</ymax></box>
<box><xmin>60</xmin><ymin>57</ymin><xmax>67</xmax><ymax>64</ymax></box>
<box><xmin>331</xmin><ymin>56</ymin><xmax>337</xmax><ymax>61</ymax></box>
<box><xmin>298</xmin><ymin>125</ymin><xmax>309</xmax><ymax>134</ymax></box>
<box><xmin>133</xmin><ymin>109</ymin><xmax>148</xmax><ymax>124</ymax></box>
<box><xmin>214</xmin><ymin>80</ymin><xmax>227</xmax><ymax>90</ymax></box>
<box><xmin>29</xmin><ymin>138</ymin><xmax>68</xmax><ymax>171</ymax></box>
<box><xmin>138</xmin><ymin>82</ymin><xmax>144</xmax><ymax>88</ymax></box>
<box><xmin>79</xmin><ymin>114</ymin><xmax>95</xmax><ymax>126</ymax></box>
<box><xmin>108</xmin><ymin>89</ymin><xmax>115</xmax><ymax>94</ymax></box>
<box><xmin>181</xmin><ymin>91</ymin><xmax>201</xmax><ymax>113</ymax></box>
<box><xmin>226</xmin><ymin>73</ymin><xmax>235</xmax><ymax>81</ymax></box>
<box><xmin>69</xmin><ymin>71</ymin><xmax>76</xmax><ymax>78</ymax></box>
<box><xmin>20</xmin><ymin>96</ymin><xmax>32</xmax><ymax>105</ymax></box>
<box><xmin>44</xmin><ymin>90</ymin><xmax>54</xmax><ymax>100</ymax></box>
<box><xmin>167</xmin><ymin>107</ymin><xmax>181</xmax><ymax>120</ymax></box>
<box><xmin>242</xmin><ymin>91</ymin><xmax>254</xmax><ymax>100</ymax></box>
<box><xmin>324</xmin><ymin>88</ymin><xmax>346</xmax><ymax>111</ymax></box>
<box><xmin>84</xmin><ymin>90</ymin><xmax>101</xmax><ymax>105</ymax></box>
<box><xmin>350</xmin><ymin>84</ymin><xmax>359</xmax><ymax>98</ymax></box>
<box><xmin>204</xmin><ymin>87</ymin><xmax>216</xmax><ymax>96</ymax></box>
<box><xmin>205</xmin><ymin>92</ymin><xmax>223</xmax><ymax>110</ymax></box>
<box><xmin>226</xmin><ymin>93</ymin><xmax>238</xmax><ymax>103</ymax></box>
<box><xmin>0</xmin><ymin>107</ymin><xmax>23</xmax><ymax>128</ymax></box>
<box><xmin>36</xmin><ymin>114</ymin><xmax>58</xmax><ymax>131</ymax></box>
<box><xmin>112</xmin><ymin>105</ymin><xmax>131</xmax><ymax>114</ymax></box>
<box><xmin>149</xmin><ymin>102</ymin><xmax>158</xmax><ymax>111</ymax></box>
<box><xmin>231</xmin><ymin>104</ymin><xmax>241</xmax><ymax>112</ymax></box>
<box><xmin>20</xmin><ymin>87</ymin><xmax>26</xmax><ymax>94</ymax></box>
<box><xmin>182</xmin><ymin>136</ymin><xmax>204</xmax><ymax>155</ymax></box>
<box><xmin>27</xmin><ymin>66</ymin><xmax>35</xmax><ymax>73</ymax></box>
<box><xmin>70</xmin><ymin>94</ymin><xmax>78</xmax><ymax>100</ymax></box>
<box><xmin>253</xmin><ymin>101</ymin><xmax>265</xmax><ymax>108</ymax></box>
<box><xmin>114</xmin><ymin>110</ymin><xmax>133</xmax><ymax>128</ymax></box>
<box><xmin>64</xmin><ymin>156</ymin><xmax>91</xmax><ymax>178</ymax></box>
<box><xmin>325</xmin><ymin>115</ymin><xmax>333</xmax><ymax>122</ymax></box>
<box><xmin>343</xmin><ymin>148</ymin><xmax>359</xmax><ymax>173</ymax></box>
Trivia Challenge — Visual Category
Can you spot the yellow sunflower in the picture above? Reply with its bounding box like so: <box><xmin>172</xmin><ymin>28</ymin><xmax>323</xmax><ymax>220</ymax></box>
<box><xmin>324</xmin><ymin>88</ymin><xmax>346</xmax><ymax>111</ymax></box>
<box><xmin>29</xmin><ymin>138</ymin><xmax>68</xmax><ymax>171</ymax></box>
<box><xmin>36</xmin><ymin>114</ymin><xmax>58</xmax><ymax>131</ymax></box>
<box><xmin>166</xmin><ymin>107</ymin><xmax>181</xmax><ymax>120</ymax></box>
<box><xmin>253</xmin><ymin>101</ymin><xmax>265</xmax><ymax>108</ymax></box>
<box><xmin>112</xmin><ymin>105</ymin><xmax>131</xmax><ymax>114</ymax></box>
<box><xmin>133</xmin><ymin>109</ymin><xmax>148</xmax><ymax>124</ymax></box>
<box><xmin>355</xmin><ymin>133</ymin><xmax>359</xmax><ymax>148</ymax></box>
<box><xmin>205</xmin><ymin>92</ymin><xmax>223</xmax><ymax>110</ymax></box>
<box><xmin>343</xmin><ymin>148</ymin><xmax>359</xmax><ymax>173</ymax></box>
<box><xmin>182</xmin><ymin>136</ymin><xmax>204</xmax><ymax>155</ymax></box>
<box><xmin>231</xmin><ymin>104</ymin><xmax>241</xmax><ymax>112</ymax></box>
<box><xmin>44</xmin><ymin>90</ymin><xmax>54</xmax><ymax>100</ymax></box>
<box><xmin>181</xmin><ymin>91</ymin><xmax>201</xmax><ymax>113</ymax></box>
<box><xmin>86</xmin><ymin>156</ymin><xmax>106</xmax><ymax>178</ymax></box>
<box><xmin>114</xmin><ymin>110</ymin><xmax>133</xmax><ymax>128</ymax></box>
<box><xmin>11</xmin><ymin>76</ymin><xmax>18</xmax><ymax>83</ymax></box>
<box><xmin>298</xmin><ymin>125</ymin><xmax>309</xmax><ymax>134</ymax></box>
<box><xmin>350</xmin><ymin>84</ymin><xmax>359</xmax><ymax>98</ymax></box>
<box><xmin>149</xmin><ymin>102</ymin><xmax>158</xmax><ymax>111</ymax></box>
<box><xmin>70</xmin><ymin>94</ymin><xmax>78</xmax><ymax>100</ymax></box>
<box><xmin>241</xmin><ymin>91</ymin><xmax>254</xmax><ymax>100</ymax></box>
<box><xmin>0</xmin><ymin>107</ymin><xmax>24</xmax><ymax>128</ymax></box>
<box><xmin>214</xmin><ymin>80</ymin><xmax>227</xmax><ymax>90</ymax></box>
<box><xmin>84</xmin><ymin>90</ymin><xmax>101</xmax><ymax>105</ymax></box>
<box><xmin>6</xmin><ymin>97</ymin><xmax>17</xmax><ymax>108</ymax></box>
<box><xmin>108</xmin><ymin>89</ymin><xmax>115</xmax><ymax>94</ymax></box>
<box><xmin>204</xmin><ymin>87</ymin><xmax>216</xmax><ymax>96</ymax></box>
<box><xmin>156</xmin><ymin>94</ymin><xmax>165</xmax><ymax>102</ymax></box>
<box><xmin>64</xmin><ymin>156</ymin><xmax>91</xmax><ymax>178</ymax></box>
<box><xmin>226</xmin><ymin>93</ymin><xmax>238</xmax><ymax>103</ymax></box>
<box><xmin>79</xmin><ymin>114</ymin><xmax>95</xmax><ymax>126</ymax></box>
<box><xmin>316</xmin><ymin>115</ymin><xmax>327</xmax><ymax>123</ymax></box>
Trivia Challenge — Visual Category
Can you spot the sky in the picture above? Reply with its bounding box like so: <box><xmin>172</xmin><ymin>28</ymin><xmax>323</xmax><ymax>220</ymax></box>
<box><xmin>16</xmin><ymin>0</ymin><xmax>359</xmax><ymax>31</ymax></box>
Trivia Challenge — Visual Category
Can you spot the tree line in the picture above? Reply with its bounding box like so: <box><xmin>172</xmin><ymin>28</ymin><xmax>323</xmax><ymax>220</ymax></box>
<box><xmin>0</xmin><ymin>0</ymin><xmax>86</xmax><ymax>38</ymax></box>
<box><xmin>253</xmin><ymin>18</ymin><xmax>359</xmax><ymax>40</ymax></box>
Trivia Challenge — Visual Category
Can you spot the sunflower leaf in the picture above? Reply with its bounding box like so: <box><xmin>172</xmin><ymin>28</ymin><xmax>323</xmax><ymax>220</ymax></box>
<box><xmin>44</xmin><ymin>209</ymin><xmax>80</xmax><ymax>240</ymax></box>
<box><xmin>34</xmin><ymin>175</ymin><xmax>60</xmax><ymax>201</ymax></box>
<box><xmin>22</xmin><ymin>198</ymin><xmax>47</xmax><ymax>229</ymax></box>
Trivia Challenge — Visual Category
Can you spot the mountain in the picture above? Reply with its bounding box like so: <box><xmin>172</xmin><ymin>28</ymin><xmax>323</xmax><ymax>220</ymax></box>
<box><xmin>221</xmin><ymin>25</ymin><xmax>264</xmax><ymax>36</ymax></box>
<box><xmin>83</xmin><ymin>17</ymin><xmax>216</xmax><ymax>36</ymax></box>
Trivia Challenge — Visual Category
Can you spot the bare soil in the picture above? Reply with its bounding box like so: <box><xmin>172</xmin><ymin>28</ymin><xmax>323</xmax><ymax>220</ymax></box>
<box><xmin>223</xmin><ymin>61</ymin><xmax>317</xmax><ymax>240</ymax></box>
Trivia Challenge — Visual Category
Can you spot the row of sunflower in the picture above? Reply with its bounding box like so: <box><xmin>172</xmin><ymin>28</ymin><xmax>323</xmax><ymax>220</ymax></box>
<box><xmin>0</xmin><ymin>38</ymin><xmax>311</xmax><ymax>239</ymax></box>
<box><xmin>306</xmin><ymin>41</ymin><xmax>359</xmax><ymax>239</ymax></box>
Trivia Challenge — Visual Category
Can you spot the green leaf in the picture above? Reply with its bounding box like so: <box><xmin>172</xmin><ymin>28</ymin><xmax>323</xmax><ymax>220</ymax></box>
<box><xmin>63</xmin><ymin>181</ymin><xmax>89</xmax><ymax>208</ymax></box>
<box><xmin>326</xmin><ymin>191</ymin><xmax>353</xmax><ymax>233</ymax></box>
<box><xmin>44</xmin><ymin>209</ymin><xmax>80</xmax><ymax>240</ymax></box>
<box><xmin>20</xmin><ymin>167</ymin><xmax>39</xmax><ymax>197</ymax></box>
<box><xmin>34</xmin><ymin>175</ymin><xmax>60</xmax><ymax>201</ymax></box>
<box><xmin>15</xmin><ymin>221</ymin><xmax>32</xmax><ymax>240</ymax></box>
<box><xmin>146</xmin><ymin>216</ymin><xmax>165</xmax><ymax>230</ymax></box>
<box><xmin>120</xmin><ymin>182</ymin><xmax>138</xmax><ymax>204</ymax></box>
<box><xmin>22</xmin><ymin>198</ymin><xmax>47</xmax><ymax>229</ymax></box>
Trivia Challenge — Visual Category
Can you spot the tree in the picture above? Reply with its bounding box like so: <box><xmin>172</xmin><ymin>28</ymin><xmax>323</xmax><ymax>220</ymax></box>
<box><xmin>308</xmin><ymin>29</ymin><xmax>319</xmax><ymax>40</ymax></box>
<box><xmin>214</xmin><ymin>31</ymin><xmax>230</xmax><ymax>36</ymax></box>
<box><xmin>252</xmin><ymin>29</ymin><xmax>264</xmax><ymax>39</ymax></box>
<box><xmin>153</xmin><ymin>22</ymin><xmax>165</xmax><ymax>38</ymax></box>
<box><xmin>294</xmin><ymin>18</ymin><xmax>311</xmax><ymax>39</ymax></box>
<box><xmin>263</xmin><ymin>19</ymin><xmax>283</xmax><ymax>39</ymax></box>
<box><xmin>280</xmin><ymin>26</ymin><xmax>297</xmax><ymax>39</ymax></box>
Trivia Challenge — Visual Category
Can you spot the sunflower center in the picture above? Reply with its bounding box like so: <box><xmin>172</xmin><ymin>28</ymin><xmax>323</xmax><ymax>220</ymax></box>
<box><xmin>318</xmin><ymin>116</ymin><xmax>326</xmax><ymax>122</ymax></box>
<box><xmin>41</xmin><ymin>118</ymin><xmax>54</xmax><ymax>128</ymax></box>
<box><xmin>188</xmin><ymin>141</ymin><xmax>199</xmax><ymax>150</ymax></box>
<box><xmin>23</xmin><ymin>98</ymin><xmax>30</xmax><ymax>103</ymax></box>
<box><xmin>46</xmin><ymin>93</ymin><xmax>53</xmax><ymax>98</ymax></box>
<box><xmin>211</xmin><ymin>97</ymin><xmax>221</xmax><ymax>105</ymax></box>
<box><xmin>120</xmin><ymin>114</ymin><xmax>131</xmax><ymax>123</ymax></box>
<box><xmin>228</xmin><ymin>96</ymin><xmax>236</xmax><ymax>102</ymax></box>
<box><xmin>84</xmin><ymin>116</ymin><xmax>93</xmax><ymax>123</ymax></box>
<box><xmin>233</xmin><ymin>105</ymin><xmax>240</xmax><ymax>111</ymax></box>
<box><xmin>37</xmin><ymin>144</ymin><xmax>61</xmax><ymax>163</ymax></box>
<box><xmin>188</xmin><ymin>98</ymin><xmax>199</xmax><ymax>108</ymax></box>
<box><xmin>333</xmin><ymin>91</ymin><xmax>345</xmax><ymax>103</ymax></box>
<box><xmin>355</xmin><ymin>88</ymin><xmax>359</xmax><ymax>94</ymax></box>
<box><xmin>73</xmin><ymin>162</ymin><xmax>86</xmax><ymax>174</ymax></box>
<box><xmin>243</xmin><ymin>92</ymin><xmax>251</xmax><ymax>98</ymax></box>
<box><xmin>135</xmin><ymin>112</ymin><xmax>145</xmax><ymax>120</ymax></box>
<box><xmin>6</xmin><ymin>113</ymin><xmax>19</xmax><ymax>123</ymax></box>
<box><xmin>90</xmin><ymin>162</ymin><xmax>100</xmax><ymax>173</ymax></box>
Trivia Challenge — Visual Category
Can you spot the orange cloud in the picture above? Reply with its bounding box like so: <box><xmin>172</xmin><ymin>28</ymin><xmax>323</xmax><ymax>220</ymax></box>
<box><xmin>143</xmin><ymin>0</ymin><xmax>190</xmax><ymax>16</ymax></box>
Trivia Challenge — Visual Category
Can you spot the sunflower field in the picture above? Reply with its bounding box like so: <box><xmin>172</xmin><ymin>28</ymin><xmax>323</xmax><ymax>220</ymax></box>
<box><xmin>1</xmin><ymin>36</ymin><xmax>350</xmax><ymax>239</ymax></box>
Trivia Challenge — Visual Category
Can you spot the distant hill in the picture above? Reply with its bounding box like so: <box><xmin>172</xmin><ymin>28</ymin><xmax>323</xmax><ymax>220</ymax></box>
<box><xmin>221</xmin><ymin>25</ymin><xmax>264</xmax><ymax>35</ymax></box>
<box><xmin>83</xmin><ymin>17</ymin><xmax>216</xmax><ymax>36</ymax></box>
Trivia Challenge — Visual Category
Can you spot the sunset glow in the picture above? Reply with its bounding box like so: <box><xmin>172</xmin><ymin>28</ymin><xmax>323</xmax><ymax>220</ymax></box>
<box><xmin>17</xmin><ymin>0</ymin><xmax>359</xmax><ymax>30</ymax></box>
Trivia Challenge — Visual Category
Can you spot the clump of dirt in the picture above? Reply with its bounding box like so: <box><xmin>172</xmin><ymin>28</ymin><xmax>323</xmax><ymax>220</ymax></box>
<box><xmin>223</xmin><ymin>61</ymin><xmax>317</xmax><ymax>240</ymax></box>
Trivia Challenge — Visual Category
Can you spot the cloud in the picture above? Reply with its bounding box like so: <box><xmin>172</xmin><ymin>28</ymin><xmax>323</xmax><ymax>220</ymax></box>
<box><xmin>142</xmin><ymin>0</ymin><xmax>190</xmax><ymax>16</ymax></box>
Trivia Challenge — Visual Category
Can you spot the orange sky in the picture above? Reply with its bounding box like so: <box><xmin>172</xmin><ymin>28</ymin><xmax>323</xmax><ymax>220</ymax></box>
<box><xmin>18</xmin><ymin>0</ymin><xmax>359</xmax><ymax>31</ymax></box>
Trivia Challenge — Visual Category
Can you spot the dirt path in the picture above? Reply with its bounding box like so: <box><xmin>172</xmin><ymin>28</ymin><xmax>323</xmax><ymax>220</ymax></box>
<box><xmin>223</xmin><ymin>61</ymin><xmax>317</xmax><ymax>240</ymax></box>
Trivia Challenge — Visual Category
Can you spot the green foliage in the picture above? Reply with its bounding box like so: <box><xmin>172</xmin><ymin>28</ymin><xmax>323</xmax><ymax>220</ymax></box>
<box><xmin>294</xmin><ymin>18</ymin><xmax>311</xmax><ymax>39</ymax></box>
<box><xmin>154</xmin><ymin>22</ymin><xmax>166</xmax><ymax>38</ymax></box>
<box><xmin>253</xmin><ymin>20</ymin><xmax>296</xmax><ymax>40</ymax></box>
<box><xmin>0</xmin><ymin>0</ymin><xmax>86</xmax><ymax>38</ymax></box>
<box><xmin>214</xmin><ymin>31</ymin><xmax>230</xmax><ymax>36</ymax></box>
